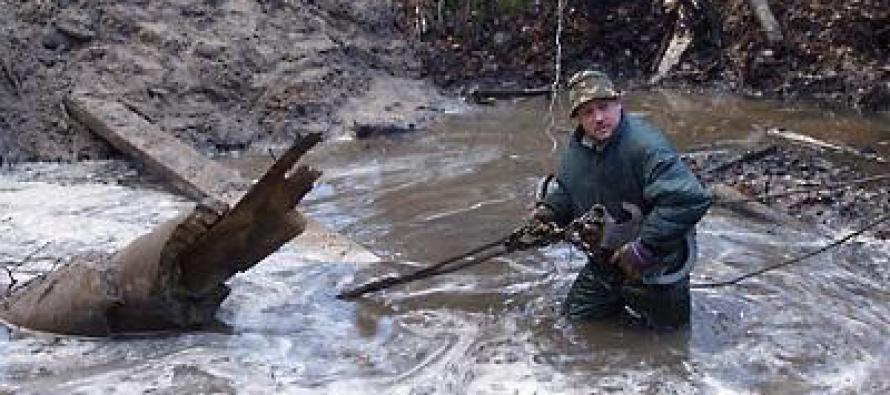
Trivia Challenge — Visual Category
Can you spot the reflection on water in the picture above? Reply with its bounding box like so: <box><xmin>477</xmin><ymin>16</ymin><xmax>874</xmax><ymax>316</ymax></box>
<box><xmin>1</xmin><ymin>91</ymin><xmax>889</xmax><ymax>393</ymax></box>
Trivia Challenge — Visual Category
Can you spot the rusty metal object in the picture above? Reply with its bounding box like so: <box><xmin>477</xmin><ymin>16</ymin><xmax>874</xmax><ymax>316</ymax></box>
<box><xmin>339</xmin><ymin>205</ymin><xmax>608</xmax><ymax>299</ymax></box>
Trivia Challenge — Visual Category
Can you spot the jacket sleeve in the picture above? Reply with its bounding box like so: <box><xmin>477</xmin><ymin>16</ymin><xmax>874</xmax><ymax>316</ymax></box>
<box><xmin>638</xmin><ymin>149</ymin><xmax>712</xmax><ymax>253</ymax></box>
<box><xmin>540</xmin><ymin>175</ymin><xmax>575</xmax><ymax>227</ymax></box>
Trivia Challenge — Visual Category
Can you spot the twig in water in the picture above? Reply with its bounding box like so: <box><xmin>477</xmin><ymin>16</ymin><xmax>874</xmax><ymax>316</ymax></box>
<box><xmin>3</xmin><ymin>267</ymin><xmax>15</xmax><ymax>296</ymax></box>
<box><xmin>1</xmin><ymin>58</ymin><xmax>21</xmax><ymax>95</ymax></box>
<box><xmin>3</xmin><ymin>242</ymin><xmax>51</xmax><ymax>296</ymax></box>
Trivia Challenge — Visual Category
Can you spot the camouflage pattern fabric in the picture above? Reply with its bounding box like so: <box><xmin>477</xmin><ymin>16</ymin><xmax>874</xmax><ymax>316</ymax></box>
<box><xmin>568</xmin><ymin>70</ymin><xmax>622</xmax><ymax>117</ymax></box>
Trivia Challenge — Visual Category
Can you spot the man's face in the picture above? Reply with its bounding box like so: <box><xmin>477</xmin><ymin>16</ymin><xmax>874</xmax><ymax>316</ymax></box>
<box><xmin>576</xmin><ymin>99</ymin><xmax>622</xmax><ymax>142</ymax></box>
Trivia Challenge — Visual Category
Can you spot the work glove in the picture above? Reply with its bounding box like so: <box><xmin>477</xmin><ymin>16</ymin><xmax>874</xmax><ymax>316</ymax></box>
<box><xmin>609</xmin><ymin>239</ymin><xmax>659</xmax><ymax>282</ymax></box>
<box><xmin>601</xmin><ymin>202</ymin><xmax>643</xmax><ymax>250</ymax></box>
<box><xmin>572</xmin><ymin>205</ymin><xmax>606</xmax><ymax>251</ymax></box>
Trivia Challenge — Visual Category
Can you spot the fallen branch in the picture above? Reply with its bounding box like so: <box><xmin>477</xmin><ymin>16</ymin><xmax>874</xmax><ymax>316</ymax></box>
<box><xmin>747</xmin><ymin>0</ymin><xmax>784</xmax><ymax>44</ymax></box>
<box><xmin>0</xmin><ymin>242</ymin><xmax>50</xmax><ymax>266</ymax></box>
<box><xmin>468</xmin><ymin>86</ymin><xmax>551</xmax><ymax>103</ymax></box>
<box><xmin>766</xmin><ymin>128</ymin><xmax>887</xmax><ymax>163</ymax></box>
<box><xmin>1</xmin><ymin>242</ymin><xmax>51</xmax><ymax>296</ymax></box>
<box><xmin>649</xmin><ymin>0</ymin><xmax>693</xmax><ymax>84</ymax></box>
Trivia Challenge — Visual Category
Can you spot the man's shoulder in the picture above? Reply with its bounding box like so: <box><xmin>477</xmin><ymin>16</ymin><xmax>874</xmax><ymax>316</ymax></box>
<box><xmin>623</xmin><ymin>113</ymin><xmax>665</xmax><ymax>137</ymax></box>
<box><xmin>621</xmin><ymin>114</ymin><xmax>674</xmax><ymax>154</ymax></box>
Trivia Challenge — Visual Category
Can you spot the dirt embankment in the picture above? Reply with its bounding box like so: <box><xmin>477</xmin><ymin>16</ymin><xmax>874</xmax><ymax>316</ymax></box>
<box><xmin>0</xmin><ymin>0</ymin><xmax>436</xmax><ymax>163</ymax></box>
<box><xmin>396</xmin><ymin>0</ymin><xmax>889</xmax><ymax>111</ymax></box>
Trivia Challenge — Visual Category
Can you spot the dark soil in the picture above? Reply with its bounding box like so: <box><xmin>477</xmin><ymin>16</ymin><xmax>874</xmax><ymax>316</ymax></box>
<box><xmin>687</xmin><ymin>143</ymin><xmax>890</xmax><ymax>240</ymax></box>
<box><xmin>396</xmin><ymin>0</ymin><xmax>889</xmax><ymax>111</ymax></box>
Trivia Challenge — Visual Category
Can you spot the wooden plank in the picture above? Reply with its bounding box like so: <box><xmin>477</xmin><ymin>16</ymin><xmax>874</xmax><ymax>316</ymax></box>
<box><xmin>65</xmin><ymin>94</ymin><xmax>379</xmax><ymax>263</ymax></box>
<box><xmin>65</xmin><ymin>94</ymin><xmax>245</xmax><ymax>203</ymax></box>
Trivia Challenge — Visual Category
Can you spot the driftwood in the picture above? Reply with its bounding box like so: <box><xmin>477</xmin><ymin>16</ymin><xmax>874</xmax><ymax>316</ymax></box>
<box><xmin>0</xmin><ymin>134</ymin><xmax>322</xmax><ymax>336</ymax></box>
<box><xmin>468</xmin><ymin>86</ymin><xmax>551</xmax><ymax>104</ymax></box>
<box><xmin>747</xmin><ymin>0</ymin><xmax>783</xmax><ymax>44</ymax></box>
<box><xmin>766</xmin><ymin>128</ymin><xmax>887</xmax><ymax>163</ymax></box>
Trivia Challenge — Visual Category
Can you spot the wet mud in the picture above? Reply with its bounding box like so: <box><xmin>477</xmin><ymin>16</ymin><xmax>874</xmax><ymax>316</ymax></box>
<box><xmin>0</xmin><ymin>0</ymin><xmax>445</xmax><ymax>163</ymax></box>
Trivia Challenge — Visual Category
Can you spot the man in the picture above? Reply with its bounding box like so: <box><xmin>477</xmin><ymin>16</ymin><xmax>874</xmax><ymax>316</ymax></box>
<box><xmin>532</xmin><ymin>70</ymin><xmax>711</xmax><ymax>329</ymax></box>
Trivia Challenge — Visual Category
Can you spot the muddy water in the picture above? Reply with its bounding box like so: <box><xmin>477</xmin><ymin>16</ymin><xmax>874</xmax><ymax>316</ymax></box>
<box><xmin>1</xmin><ymin>91</ymin><xmax>888</xmax><ymax>393</ymax></box>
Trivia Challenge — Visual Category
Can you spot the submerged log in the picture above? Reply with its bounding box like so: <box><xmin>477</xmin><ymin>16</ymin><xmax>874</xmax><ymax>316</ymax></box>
<box><xmin>0</xmin><ymin>135</ymin><xmax>322</xmax><ymax>336</ymax></box>
<box><xmin>702</xmin><ymin>144</ymin><xmax>778</xmax><ymax>175</ymax></box>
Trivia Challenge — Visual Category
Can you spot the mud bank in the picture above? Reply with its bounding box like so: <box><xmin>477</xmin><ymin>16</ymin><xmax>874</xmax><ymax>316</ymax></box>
<box><xmin>398</xmin><ymin>0</ymin><xmax>889</xmax><ymax>111</ymax></box>
<box><xmin>0</xmin><ymin>0</ymin><xmax>451</xmax><ymax>163</ymax></box>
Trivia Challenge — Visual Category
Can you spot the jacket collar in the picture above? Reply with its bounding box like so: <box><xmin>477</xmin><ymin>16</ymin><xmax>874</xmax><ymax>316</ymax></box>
<box><xmin>574</xmin><ymin>111</ymin><xmax>627</xmax><ymax>153</ymax></box>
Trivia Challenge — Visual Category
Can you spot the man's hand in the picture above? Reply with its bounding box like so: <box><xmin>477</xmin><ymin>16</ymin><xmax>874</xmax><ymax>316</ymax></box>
<box><xmin>529</xmin><ymin>204</ymin><xmax>556</xmax><ymax>229</ymax></box>
<box><xmin>609</xmin><ymin>240</ymin><xmax>659</xmax><ymax>282</ymax></box>
<box><xmin>601</xmin><ymin>202</ymin><xmax>642</xmax><ymax>250</ymax></box>
<box><xmin>504</xmin><ymin>204</ymin><xmax>559</xmax><ymax>250</ymax></box>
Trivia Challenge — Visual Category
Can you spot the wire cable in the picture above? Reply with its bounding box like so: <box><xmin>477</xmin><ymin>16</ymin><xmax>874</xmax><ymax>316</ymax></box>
<box><xmin>691</xmin><ymin>213</ymin><xmax>890</xmax><ymax>288</ymax></box>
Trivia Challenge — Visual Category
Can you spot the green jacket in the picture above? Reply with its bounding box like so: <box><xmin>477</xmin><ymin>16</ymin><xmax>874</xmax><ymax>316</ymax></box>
<box><xmin>542</xmin><ymin>113</ymin><xmax>711</xmax><ymax>279</ymax></box>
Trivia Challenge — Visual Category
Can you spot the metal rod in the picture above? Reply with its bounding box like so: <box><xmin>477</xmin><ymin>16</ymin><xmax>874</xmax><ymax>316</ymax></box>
<box><xmin>337</xmin><ymin>234</ymin><xmax>514</xmax><ymax>299</ymax></box>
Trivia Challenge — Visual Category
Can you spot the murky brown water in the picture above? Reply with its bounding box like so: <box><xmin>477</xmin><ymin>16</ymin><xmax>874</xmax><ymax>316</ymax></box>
<box><xmin>1</xmin><ymin>91</ymin><xmax>888</xmax><ymax>393</ymax></box>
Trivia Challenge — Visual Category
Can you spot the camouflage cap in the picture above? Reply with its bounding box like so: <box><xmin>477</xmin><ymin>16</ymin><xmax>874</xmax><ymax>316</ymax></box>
<box><xmin>567</xmin><ymin>70</ymin><xmax>621</xmax><ymax>117</ymax></box>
